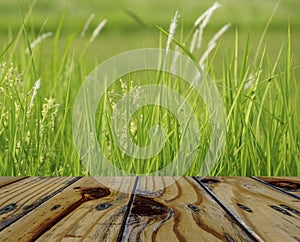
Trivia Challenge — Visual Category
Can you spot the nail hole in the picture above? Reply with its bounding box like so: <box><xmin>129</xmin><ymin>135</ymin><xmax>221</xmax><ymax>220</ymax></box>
<box><xmin>188</xmin><ymin>204</ymin><xmax>200</xmax><ymax>212</ymax></box>
<box><xmin>51</xmin><ymin>205</ymin><xmax>61</xmax><ymax>211</ymax></box>
<box><xmin>269</xmin><ymin>205</ymin><xmax>293</xmax><ymax>216</ymax></box>
<box><xmin>95</xmin><ymin>203</ymin><xmax>112</xmax><ymax>211</ymax></box>
<box><xmin>237</xmin><ymin>203</ymin><xmax>252</xmax><ymax>213</ymax></box>
<box><xmin>280</xmin><ymin>204</ymin><xmax>300</xmax><ymax>216</ymax></box>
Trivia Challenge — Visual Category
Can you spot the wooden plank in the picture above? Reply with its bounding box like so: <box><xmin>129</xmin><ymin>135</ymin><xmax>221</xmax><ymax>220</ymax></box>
<box><xmin>0</xmin><ymin>177</ymin><xmax>136</xmax><ymax>241</ymax></box>
<box><xmin>198</xmin><ymin>177</ymin><xmax>300</xmax><ymax>242</ymax></box>
<box><xmin>35</xmin><ymin>177</ymin><xmax>136</xmax><ymax>242</ymax></box>
<box><xmin>256</xmin><ymin>176</ymin><xmax>300</xmax><ymax>196</ymax></box>
<box><xmin>0</xmin><ymin>177</ymin><xmax>28</xmax><ymax>188</ymax></box>
<box><xmin>121</xmin><ymin>177</ymin><xmax>256</xmax><ymax>241</ymax></box>
<box><xmin>0</xmin><ymin>177</ymin><xmax>77</xmax><ymax>231</ymax></box>
<box><xmin>15</xmin><ymin>177</ymin><xmax>136</xmax><ymax>242</ymax></box>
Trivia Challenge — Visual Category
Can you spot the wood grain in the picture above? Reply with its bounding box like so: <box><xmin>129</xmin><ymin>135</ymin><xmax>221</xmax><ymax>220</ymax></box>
<box><xmin>122</xmin><ymin>177</ymin><xmax>256</xmax><ymax>242</ymax></box>
<box><xmin>0</xmin><ymin>177</ymin><xmax>136</xmax><ymax>242</ymax></box>
<box><xmin>0</xmin><ymin>176</ymin><xmax>299</xmax><ymax>241</ymax></box>
<box><xmin>36</xmin><ymin>177</ymin><xmax>136</xmax><ymax>242</ymax></box>
<box><xmin>0</xmin><ymin>177</ymin><xmax>77</xmax><ymax>231</ymax></box>
<box><xmin>257</xmin><ymin>176</ymin><xmax>300</xmax><ymax>196</ymax></box>
<box><xmin>198</xmin><ymin>177</ymin><xmax>300</xmax><ymax>242</ymax></box>
<box><xmin>0</xmin><ymin>177</ymin><xmax>27</xmax><ymax>188</ymax></box>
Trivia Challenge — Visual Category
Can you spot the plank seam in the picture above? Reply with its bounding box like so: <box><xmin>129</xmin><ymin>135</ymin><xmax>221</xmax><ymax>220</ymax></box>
<box><xmin>0</xmin><ymin>177</ymin><xmax>82</xmax><ymax>232</ymax></box>
<box><xmin>0</xmin><ymin>177</ymin><xmax>29</xmax><ymax>189</ymax></box>
<box><xmin>193</xmin><ymin>177</ymin><xmax>263</xmax><ymax>242</ymax></box>
<box><xmin>116</xmin><ymin>176</ymin><xmax>139</xmax><ymax>242</ymax></box>
<box><xmin>250</xmin><ymin>176</ymin><xmax>300</xmax><ymax>200</ymax></box>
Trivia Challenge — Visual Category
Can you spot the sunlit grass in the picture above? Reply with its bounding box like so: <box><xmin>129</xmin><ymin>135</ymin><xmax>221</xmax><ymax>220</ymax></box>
<box><xmin>0</xmin><ymin>1</ymin><xmax>299</xmax><ymax>176</ymax></box>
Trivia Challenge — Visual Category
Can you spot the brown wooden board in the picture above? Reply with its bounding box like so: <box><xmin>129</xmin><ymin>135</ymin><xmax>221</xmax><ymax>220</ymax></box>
<box><xmin>1</xmin><ymin>176</ymin><xmax>299</xmax><ymax>241</ymax></box>
<box><xmin>0</xmin><ymin>177</ymin><xmax>27</xmax><ymax>188</ymax></box>
<box><xmin>122</xmin><ymin>177</ymin><xmax>257</xmax><ymax>241</ymax></box>
<box><xmin>36</xmin><ymin>177</ymin><xmax>136</xmax><ymax>242</ymax></box>
<box><xmin>0</xmin><ymin>177</ymin><xmax>78</xmax><ymax>232</ymax></box>
<box><xmin>257</xmin><ymin>176</ymin><xmax>300</xmax><ymax>196</ymax></box>
<box><xmin>197</xmin><ymin>177</ymin><xmax>300</xmax><ymax>242</ymax></box>
<box><xmin>0</xmin><ymin>177</ymin><xmax>136</xmax><ymax>241</ymax></box>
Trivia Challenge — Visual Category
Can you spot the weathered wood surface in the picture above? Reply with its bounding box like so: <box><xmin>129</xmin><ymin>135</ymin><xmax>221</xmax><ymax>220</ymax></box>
<box><xmin>196</xmin><ymin>177</ymin><xmax>300</xmax><ymax>242</ymax></box>
<box><xmin>0</xmin><ymin>177</ymin><xmax>27</xmax><ymax>188</ymax></box>
<box><xmin>0</xmin><ymin>176</ymin><xmax>299</xmax><ymax>242</ymax></box>
<box><xmin>0</xmin><ymin>177</ymin><xmax>135</xmax><ymax>242</ymax></box>
<box><xmin>257</xmin><ymin>176</ymin><xmax>300</xmax><ymax>196</ymax></box>
<box><xmin>0</xmin><ymin>177</ymin><xmax>78</xmax><ymax>231</ymax></box>
<box><xmin>37</xmin><ymin>177</ymin><xmax>136</xmax><ymax>242</ymax></box>
<box><xmin>122</xmin><ymin>177</ymin><xmax>256</xmax><ymax>241</ymax></box>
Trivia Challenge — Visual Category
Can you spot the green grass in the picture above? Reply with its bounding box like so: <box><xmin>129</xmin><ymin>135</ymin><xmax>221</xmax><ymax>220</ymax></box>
<box><xmin>0</xmin><ymin>1</ymin><xmax>299</xmax><ymax>176</ymax></box>
<box><xmin>1</xmin><ymin>0</ymin><xmax>300</xmax><ymax>68</ymax></box>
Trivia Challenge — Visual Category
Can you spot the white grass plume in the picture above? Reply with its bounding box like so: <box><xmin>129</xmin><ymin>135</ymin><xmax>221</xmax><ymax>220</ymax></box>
<box><xmin>199</xmin><ymin>23</ymin><xmax>231</xmax><ymax>69</ymax></box>
<box><xmin>89</xmin><ymin>19</ymin><xmax>107</xmax><ymax>43</ymax></box>
<box><xmin>25</xmin><ymin>32</ymin><xmax>52</xmax><ymax>54</ymax></box>
<box><xmin>194</xmin><ymin>2</ymin><xmax>220</xmax><ymax>27</ymax></box>
<box><xmin>81</xmin><ymin>13</ymin><xmax>95</xmax><ymax>37</ymax></box>
<box><xmin>194</xmin><ymin>2</ymin><xmax>221</xmax><ymax>50</ymax></box>
<box><xmin>29</xmin><ymin>78</ymin><xmax>41</xmax><ymax>111</ymax></box>
<box><xmin>166</xmin><ymin>11</ymin><xmax>180</xmax><ymax>56</ymax></box>
<box><xmin>190</xmin><ymin>29</ymin><xmax>199</xmax><ymax>53</ymax></box>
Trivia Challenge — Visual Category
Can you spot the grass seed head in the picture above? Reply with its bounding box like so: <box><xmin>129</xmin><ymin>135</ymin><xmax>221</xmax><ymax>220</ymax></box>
<box><xmin>25</xmin><ymin>32</ymin><xmax>52</xmax><ymax>54</ymax></box>
<box><xmin>81</xmin><ymin>13</ymin><xmax>95</xmax><ymax>37</ymax></box>
<box><xmin>89</xmin><ymin>19</ymin><xmax>107</xmax><ymax>43</ymax></box>
<box><xmin>199</xmin><ymin>23</ymin><xmax>231</xmax><ymax>69</ymax></box>
<box><xmin>28</xmin><ymin>78</ymin><xmax>41</xmax><ymax>113</ymax></box>
<box><xmin>195</xmin><ymin>2</ymin><xmax>221</xmax><ymax>50</ymax></box>
<box><xmin>166</xmin><ymin>10</ymin><xmax>180</xmax><ymax>55</ymax></box>
<box><xmin>40</xmin><ymin>97</ymin><xmax>59</xmax><ymax>135</ymax></box>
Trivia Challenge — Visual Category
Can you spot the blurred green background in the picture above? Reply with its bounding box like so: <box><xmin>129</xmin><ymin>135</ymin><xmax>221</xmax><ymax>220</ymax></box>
<box><xmin>0</xmin><ymin>0</ymin><xmax>299</xmax><ymax>72</ymax></box>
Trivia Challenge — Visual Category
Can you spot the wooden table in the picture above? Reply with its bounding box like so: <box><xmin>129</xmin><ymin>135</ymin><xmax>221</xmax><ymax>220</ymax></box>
<box><xmin>0</xmin><ymin>177</ymin><xmax>299</xmax><ymax>241</ymax></box>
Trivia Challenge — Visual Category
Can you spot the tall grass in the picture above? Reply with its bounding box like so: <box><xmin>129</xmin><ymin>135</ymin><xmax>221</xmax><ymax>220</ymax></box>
<box><xmin>0</xmin><ymin>2</ymin><xmax>299</xmax><ymax>176</ymax></box>
<box><xmin>215</xmin><ymin>28</ymin><xmax>300</xmax><ymax>176</ymax></box>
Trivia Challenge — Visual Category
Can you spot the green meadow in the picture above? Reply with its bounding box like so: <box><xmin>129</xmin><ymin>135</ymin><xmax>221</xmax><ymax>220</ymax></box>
<box><xmin>0</xmin><ymin>0</ymin><xmax>299</xmax><ymax>176</ymax></box>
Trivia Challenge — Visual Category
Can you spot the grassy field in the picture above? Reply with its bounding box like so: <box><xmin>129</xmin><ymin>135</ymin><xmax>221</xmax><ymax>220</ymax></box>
<box><xmin>0</xmin><ymin>0</ymin><xmax>299</xmax><ymax>176</ymax></box>
<box><xmin>1</xmin><ymin>0</ymin><xmax>300</xmax><ymax>65</ymax></box>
